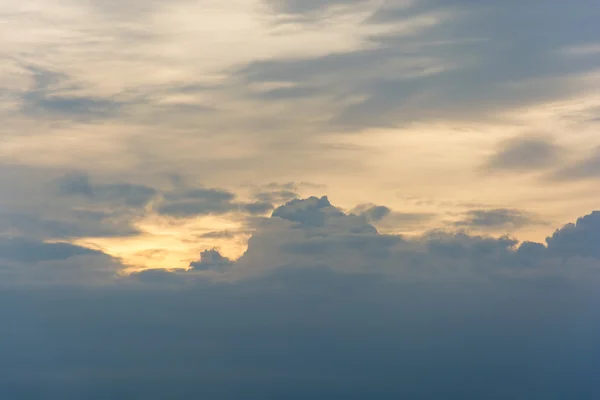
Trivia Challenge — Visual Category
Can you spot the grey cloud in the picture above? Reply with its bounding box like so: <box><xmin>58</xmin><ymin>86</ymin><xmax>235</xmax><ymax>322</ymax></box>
<box><xmin>0</xmin><ymin>211</ymin><xmax>140</xmax><ymax>240</ymax></box>
<box><xmin>199</xmin><ymin>230</ymin><xmax>242</xmax><ymax>239</ymax></box>
<box><xmin>2</xmin><ymin>199</ymin><xmax>600</xmax><ymax>397</ymax></box>
<box><xmin>454</xmin><ymin>209</ymin><xmax>540</xmax><ymax>230</ymax></box>
<box><xmin>216</xmin><ymin>198</ymin><xmax>600</xmax><ymax>281</ymax></box>
<box><xmin>0</xmin><ymin>236</ymin><xmax>123</xmax><ymax>285</ymax></box>
<box><xmin>21</xmin><ymin>66</ymin><xmax>122</xmax><ymax>119</ymax></box>
<box><xmin>0</xmin><ymin>166</ymin><xmax>145</xmax><ymax>241</ymax></box>
<box><xmin>158</xmin><ymin>185</ymin><xmax>274</xmax><ymax>218</ymax></box>
<box><xmin>164</xmin><ymin>188</ymin><xmax>235</xmax><ymax>203</ymax></box>
<box><xmin>546</xmin><ymin>211</ymin><xmax>600</xmax><ymax>259</ymax></box>
<box><xmin>353</xmin><ymin>204</ymin><xmax>392</xmax><ymax>222</ymax></box>
<box><xmin>156</xmin><ymin>200</ymin><xmax>235</xmax><ymax>218</ymax></box>
<box><xmin>265</xmin><ymin>0</ymin><xmax>369</xmax><ymax>15</ymax></box>
<box><xmin>251</xmin><ymin>86</ymin><xmax>321</xmax><ymax>101</ymax></box>
<box><xmin>0</xmin><ymin>237</ymin><xmax>101</xmax><ymax>263</ymax></box>
<box><xmin>253</xmin><ymin>190</ymin><xmax>298</xmax><ymax>204</ymax></box>
<box><xmin>2</xmin><ymin>259</ymin><xmax>600</xmax><ymax>397</ymax></box>
<box><xmin>189</xmin><ymin>249</ymin><xmax>234</xmax><ymax>271</ymax></box>
<box><xmin>352</xmin><ymin>204</ymin><xmax>435</xmax><ymax>232</ymax></box>
<box><xmin>244</xmin><ymin>202</ymin><xmax>275</xmax><ymax>215</ymax></box>
<box><xmin>549</xmin><ymin>147</ymin><xmax>600</xmax><ymax>182</ymax></box>
<box><xmin>238</xmin><ymin>0</ymin><xmax>600</xmax><ymax>130</ymax></box>
<box><xmin>57</xmin><ymin>173</ymin><xmax>157</xmax><ymax>208</ymax></box>
<box><xmin>230</xmin><ymin>197</ymin><xmax>582</xmax><ymax>280</ymax></box>
<box><xmin>484</xmin><ymin>136</ymin><xmax>562</xmax><ymax>173</ymax></box>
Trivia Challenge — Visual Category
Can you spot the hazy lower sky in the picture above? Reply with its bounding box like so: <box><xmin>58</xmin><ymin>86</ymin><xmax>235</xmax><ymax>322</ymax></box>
<box><xmin>1</xmin><ymin>1</ymin><xmax>600</xmax><ymax>398</ymax></box>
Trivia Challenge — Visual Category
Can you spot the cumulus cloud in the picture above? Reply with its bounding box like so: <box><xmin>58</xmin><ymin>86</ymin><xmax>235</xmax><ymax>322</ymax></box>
<box><xmin>189</xmin><ymin>249</ymin><xmax>234</xmax><ymax>271</ymax></box>
<box><xmin>546</xmin><ymin>211</ymin><xmax>600</xmax><ymax>258</ymax></box>
<box><xmin>159</xmin><ymin>197</ymin><xmax>600</xmax><ymax>282</ymax></box>
<box><xmin>2</xmin><ymin>196</ymin><xmax>600</xmax><ymax>397</ymax></box>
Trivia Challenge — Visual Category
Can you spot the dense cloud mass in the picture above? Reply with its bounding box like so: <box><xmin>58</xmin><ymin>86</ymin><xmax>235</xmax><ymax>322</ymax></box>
<box><xmin>2</xmin><ymin>199</ymin><xmax>600</xmax><ymax>398</ymax></box>
<box><xmin>2</xmin><ymin>0</ymin><xmax>600</xmax><ymax>397</ymax></box>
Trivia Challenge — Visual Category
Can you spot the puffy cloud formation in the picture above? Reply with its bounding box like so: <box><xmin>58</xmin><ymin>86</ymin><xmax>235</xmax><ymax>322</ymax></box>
<box><xmin>141</xmin><ymin>196</ymin><xmax>600</xmax><ymax>284</ymax></box>
<box><xmin>189</xmin><ymin>249</ymin><xmax>234</xmax><ymax>271</ymax></box>
<box><xmin>2</xmin><ymin>196</ymin><xmax>600</xmax><ymax>398</ymax></box>
<box><xmin>546</xmin><ymin>211</ymin><xmax>600</xmax><ymax>258</ymax></box>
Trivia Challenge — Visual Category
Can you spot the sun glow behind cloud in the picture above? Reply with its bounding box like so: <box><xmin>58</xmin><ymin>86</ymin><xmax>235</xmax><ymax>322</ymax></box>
<box><xmin>1</xmin><ymin>0</ymin><xmax>600</xmax><ymax>272</ymax></box>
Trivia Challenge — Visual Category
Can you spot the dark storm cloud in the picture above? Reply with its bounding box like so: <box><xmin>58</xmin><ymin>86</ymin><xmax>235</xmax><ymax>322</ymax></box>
<box><xmin>484</xmin><ymin>136</ymin><xmax>562</xmax><ymax>172</ymax></box>
<box><xmin>454</xmin><ymin>209</ymin><xmax>539</xmax><ymax>230</ymax></box>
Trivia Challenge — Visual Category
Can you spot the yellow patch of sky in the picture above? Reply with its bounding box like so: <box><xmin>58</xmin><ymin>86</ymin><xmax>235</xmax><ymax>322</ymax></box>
<box><xmin>73</xmin><ymin>214</ymin><xmax>249</xmax><ymax>272</ymax></box>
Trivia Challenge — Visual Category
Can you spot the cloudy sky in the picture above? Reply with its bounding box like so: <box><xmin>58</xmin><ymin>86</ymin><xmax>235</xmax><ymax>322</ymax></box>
<box><xmin>1</xmin><ymin>0</ymin><xmax>600</xmax><ymax>398</ymax></box>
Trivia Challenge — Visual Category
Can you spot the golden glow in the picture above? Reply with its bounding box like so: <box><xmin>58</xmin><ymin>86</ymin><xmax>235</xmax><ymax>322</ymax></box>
<box><xmin>72</xmin><ymin>215</ymin><xmax>250</xmax><ymax>272</ymax></box>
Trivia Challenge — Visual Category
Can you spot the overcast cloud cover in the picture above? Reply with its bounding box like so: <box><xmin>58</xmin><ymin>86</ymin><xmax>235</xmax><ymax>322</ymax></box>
<box><xmin>1</xmin><ymin>0</ymin><xmax>600</xmax><ymax>398</ymax></box>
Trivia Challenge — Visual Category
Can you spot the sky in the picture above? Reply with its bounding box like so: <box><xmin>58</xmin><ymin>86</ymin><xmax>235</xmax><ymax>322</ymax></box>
<box><xmin>1</xmin><ymin>0</ymin><xmax>600</xmax><ymax>398</ymax></box>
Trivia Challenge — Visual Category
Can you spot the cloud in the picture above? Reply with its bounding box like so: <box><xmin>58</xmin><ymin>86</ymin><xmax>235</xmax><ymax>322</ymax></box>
<box><xmin>549</xmin><ymin>147</ymin><xmax>600</xmax><ymax>181</ymax></box>
<box><xmin>2</xmin><ymin>255</ymin><xmax>600</xmax><ymax>397</ymax></box>
<box><xmin>454</xmin><ymin>208</ymin><xmax>541</xmax><ymax>230</ymax></box>
<box><xmin>265</xmin><ymin>0</ymin><xmax>370</xmax><ymax>15</ymax></box>
<box><xmin>484</xmin><ymin>135</ymin><xmax>562</xmax><ymax>173</ymax></box>
<box><xmin>0</xmin><ymin>236</ymin><xmax>122</xmax><ymax>285</ymax></box>
<box><xmin>1</xmin><ymin>197</ymin><xmax>600</xmax><ymax>396</ymax></box>
<box><xmin>0</xmin><ymin>237</ymin><xmax>102</xmax><ymax>263</ymax></box>
<box><xmin>546</xmin><ymin>211</ymin><xmax>600</xmax><ymax>258</ymax></box>
<box><xmin>253</xmin><ymin>190</ymin><xmax>299</xmax><ymax>204</ymax></box>
<box><xmin>161</xmin><ymin>196</ymin><xmax>598</xmax><ymax>282</ymax></box>
<box><xmin>21</xmin><ymin>66</ymin><xmax>122</xmax><ymax>119</ymax></box>
<box><xmin>353</xmin><ymin>204</ymin><xmax>392</xmax><ymax>222</ymax></box>
<box><xmin>0</xmin><ymin>211</ymin><xmax>141</xmax><ymax>240</ymax></box>
<box><xmin>156</xmin><ymin>185</ymin><xmax>274</xmax><ymax>218</ymax></box>
<box><xmin>189</xmin><ymin>249</ymin><xmax>234</xmax><ymax>271</ymax></box>
<box><xmin>237</xmin><ymin>0</ymin><xmax>600</xmax><ymax>131</ymax></box>
<box><xmin>198</xmin><ymin>230</ymin><xmax>242</xmax><ymax>239</ymax></box>
<box><xmin>353</xmin><ymin>204</ymin><xmax>435</xmax><ymax>230</ymax></box>
<box><xmin>57</xmin><ymin>173</ymin><xmax>157</xmax><ymax>208</ymax></box>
